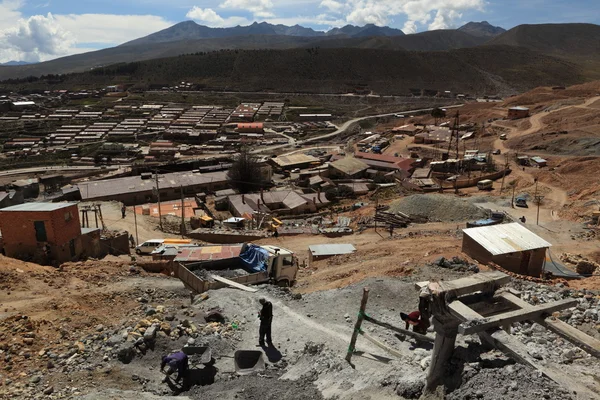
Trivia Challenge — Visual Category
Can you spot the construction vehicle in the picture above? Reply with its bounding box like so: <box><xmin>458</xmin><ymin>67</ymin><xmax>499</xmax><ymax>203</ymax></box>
<box><xmin>175</xmin><ymin>244</ymin><xmax>298</xmax><ymax>293</ymax></box>
<box><xmin>267</xmin><ymin>218</ymin><xmax>282</xmax><ymax>232</ymax></box>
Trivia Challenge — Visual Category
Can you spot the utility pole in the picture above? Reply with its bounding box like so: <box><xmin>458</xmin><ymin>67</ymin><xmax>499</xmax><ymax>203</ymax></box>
<box><xmin>533</xmin><ymin>178</ymin><xmax>539</xmax><ymax>225</ymax></box>
<box><xmin>180</xmin><ymin>185</ymin><xmax>186</xmax><ymax>238</ymax></box>
<box><xmin>511</xmin><ymin>184</ymin><xmax>516</xmax><ymax>208</ymax></box>
<box><xmin>155</xmin><ymin>171</ymin><xmax>163</xmax><ymax>231</ymax></box>
<box><xmin>500</xmin><ymin>153</ymin><xmax>509</xmax><ymax>193</ymax></box>
<box><xmin>133</xmin><ymin>204</ymin><xmax>139</xmax><ymax>245</ymax></box>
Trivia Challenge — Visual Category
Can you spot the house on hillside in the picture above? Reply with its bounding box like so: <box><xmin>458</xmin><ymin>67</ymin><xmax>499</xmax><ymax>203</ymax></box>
<box><xmin>508</xmin><ymin>107</ymin><xmax>530</xmax><ymax>119</ymax></box>
<box><xmin>462</xmin><ymin>223</ymin><xmax>551</xmax><ymax>277</ymax></box>
<box><xmin>228</xmin><ymin>190</ymin><xmax>329</xmax><ymax>217</ymax></box>
<box><xmin>0</xmin><ymin>203</ymin><xmax>98</xmax><ymax>264</ymax></box>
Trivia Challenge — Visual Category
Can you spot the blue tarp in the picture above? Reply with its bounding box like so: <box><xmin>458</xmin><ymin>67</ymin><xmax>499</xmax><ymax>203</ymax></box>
<box><xmin>239</xmin><ymin>244</ymin><xmax>269</xmax><ymax>273</ymax></box>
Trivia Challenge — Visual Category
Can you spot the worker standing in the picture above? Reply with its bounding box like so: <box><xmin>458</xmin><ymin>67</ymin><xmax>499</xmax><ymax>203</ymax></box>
<box><xmin>258</xmin><ymin>298</ymin><xmax>273</xmax><ymax>347</ymax></box>
<box><xmin>121</xmin><ymin>204</ymin><xmax>127</xmax><ymax>219</ymax></box>
<box><xmin>160</xmin><ymin>351</ymin><xmax>188</xmax><ymax>383</ymax></box>
<box><xmin>400</xmin><ymin>311</ymin><xmax>430</xmax><ymax>335</ymax></box>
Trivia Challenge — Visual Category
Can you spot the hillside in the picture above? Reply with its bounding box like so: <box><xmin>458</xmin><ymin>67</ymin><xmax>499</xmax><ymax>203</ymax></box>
<box><xmin>3</xmin><ymin>46</ymin><xmax>584</xmax><ymax>96</ymax></box>
<box><xmin>488</xmin><ymin>23</ymin><xmax>600</xmax><ymax>60</ymax></box>
<box><xmin>458</xmin><ymin>21</ymin><xmax>506</xmax><ymax>38</ymax></box>
<box><xmin>0</xmin><ymin>30</ymin><xmax>486</xmax><ymax>81</ymax></box>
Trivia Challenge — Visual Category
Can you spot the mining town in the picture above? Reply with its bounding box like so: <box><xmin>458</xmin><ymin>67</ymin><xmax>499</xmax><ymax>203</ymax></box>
<box><xmin>2</xmin><ymin>70</ymin><xmax>600</xmax><ymax>400</ymax></box>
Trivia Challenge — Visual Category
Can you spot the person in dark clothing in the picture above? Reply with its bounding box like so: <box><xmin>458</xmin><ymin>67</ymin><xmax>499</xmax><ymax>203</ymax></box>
<box><xmin>121</xmin><ymin>204</ymin><xmax>126</xmax><ymax>218</ymax></box>
<box><xmin>258</xmin><ymin>298</ymin><xmax>273</xmax><ymax>346</ymax></box>
<box><xmin>400</xmin><ymin>311</ymin><xmax>430</xmax><ymax>335</ymax></box>
<box><xmin>160</xmin><ymin>351</ymin><xmax>188</xmax><ymax>383</ymax></box>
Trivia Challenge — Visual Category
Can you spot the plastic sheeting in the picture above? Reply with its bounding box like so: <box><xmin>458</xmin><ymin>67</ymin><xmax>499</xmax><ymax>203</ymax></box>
<box><xmin>239</xmin><ymin>244</ymin><xmax>269</xmax><ymax>273</ymax></box>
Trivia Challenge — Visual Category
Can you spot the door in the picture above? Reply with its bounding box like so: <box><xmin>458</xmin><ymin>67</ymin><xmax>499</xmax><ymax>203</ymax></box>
<box><xmin>69</xmin><ymin>239</ymin><xmax>76</xmax><ymax>258</ymax></box>
<box><xmin>34</xmin><ymin>221</ymin><xmax>47</xmax><ymax>242</ymax></box>
<box><xmin>520</xmin><ymin>251</ymin><xmax>532</xmax><ymax>275</ymax></box>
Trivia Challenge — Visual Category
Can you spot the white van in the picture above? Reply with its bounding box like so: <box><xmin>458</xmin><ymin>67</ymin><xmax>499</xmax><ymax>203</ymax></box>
<box><xmin>135</xmin><ymin>238</ymin><xmax>192</xmax><ymax>255</ymax></box>
<box><xmin>135</xmin><ymin>239</ymin><xmax>164</xmax><ymax>254</ymax></box>
<box><xmin>477</xmin><ymin>179</ymin><xmax>494</xmax><ymax>191</ymax></box>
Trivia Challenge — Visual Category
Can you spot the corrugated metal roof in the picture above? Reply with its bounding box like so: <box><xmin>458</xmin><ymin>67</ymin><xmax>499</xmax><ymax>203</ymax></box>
<box><xmin>1</xmin><ymin>202</ymin><xmax>76</xmax><ymax>212</ymax></box>
<box><xmin>463</xmin><ymin>223</ymin><xmax>551</xmax><ymax>256</ymax></box>
<box><xmin>309</xmin><ymin>244</ymin><xmax>356</xmax><ymax>257</ymax></box>
<box><xmin>272</xmin><ymin>154</ymin><xmax>320</xmax><ymax>167</ymax></box>
<box><xmin>330</xmin><ymin>157</ymin><xmax>369</xmax><ymax>176</ymax></box>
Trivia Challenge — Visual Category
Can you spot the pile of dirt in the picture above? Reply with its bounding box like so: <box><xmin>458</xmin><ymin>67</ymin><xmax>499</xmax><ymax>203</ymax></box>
<box><xmin>388</xmin><ymin>194</ymin><xmax>487</xmax><ymax>222</ymax></box>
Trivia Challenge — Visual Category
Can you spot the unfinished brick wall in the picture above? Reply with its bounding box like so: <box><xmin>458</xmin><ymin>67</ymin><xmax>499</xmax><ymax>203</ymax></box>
<box><xmin>0</xmin><ymin>204</ymin><xmax>82</xmax><ymax>262</ymax></box>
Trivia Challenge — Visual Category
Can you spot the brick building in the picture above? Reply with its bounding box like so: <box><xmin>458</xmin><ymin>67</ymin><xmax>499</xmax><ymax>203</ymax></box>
<box><xmin>0</xmin><ymin>202</ymin><xmax>84</xmax><ymax>264</ymax></box>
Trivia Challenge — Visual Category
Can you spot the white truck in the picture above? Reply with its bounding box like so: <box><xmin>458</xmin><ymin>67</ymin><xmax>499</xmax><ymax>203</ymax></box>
<box><xmin>175</xmin><ymin>244</ymin><xmax>298</xmax><ymax>293</ymax></box>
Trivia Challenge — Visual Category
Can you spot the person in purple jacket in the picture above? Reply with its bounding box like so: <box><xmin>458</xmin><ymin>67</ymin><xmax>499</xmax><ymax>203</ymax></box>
<box><xmin>160</xmin><ymin>351</ymin><xmax>189</xmax><ymax>383</ymax></box>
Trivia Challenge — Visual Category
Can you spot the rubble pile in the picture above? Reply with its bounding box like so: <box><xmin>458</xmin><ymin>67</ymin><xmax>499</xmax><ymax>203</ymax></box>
<box><xmin>561</xmin><ymin>253</ymin><xmax>600</xmax><ymax>275</ymax></box>
<box><xmin>510</xmin><ymin>281</ymin><xmax>600</xmax><ymax>336</ymax></box>
<box><xmin>389</xmin><ymin>194</ymin><xmax>487</xmax><ymax>222</ymax></box>
<box><xmin>431</xmin><ymin>256</ymin><xmax>480</xmax><ymax>273</ymax></box>
<box><xmin>448</xmin><ymin>363</ymin><xmax>572</xmax><ymax>400</ymax></box>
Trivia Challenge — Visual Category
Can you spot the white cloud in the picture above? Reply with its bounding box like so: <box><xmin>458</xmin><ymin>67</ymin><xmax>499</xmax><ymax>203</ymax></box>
<box><xmin>319</xmin><ymin>0</ymin><xmax>345</xmax><ymax>13</ymax></box>
<box><xmin>0</xmin><ymin>1</ymin><xmax>176</xmax><ymax>63</ymax></box>
<box><xmin>0</xmin><ymin>13</ymin><xmax>74</xmax><ymax>62</ymax></box>
<box><xmin>0</xmin><ymin>0</ymin><xmax>23</xmax><ymax>29</ymax></box>
<box><xmin>186</xmin><ymin>7</ymin><xmax>249</xmax><ymax>27</ymax></box>
<box><xmin>54</xmin><ymin>13</ymin><xmax>173</xmax><ymax>45</ymax></box>
<box><xmin>329</xmin><ymin>0</ymin><xmax>483</xmax><ymax>30</ymax></box>
<box><xmin>220</xmin><ymin>0</ymin><xmax>275</xmax><ymax>18</ymax></box>
<box><xmin>263</xmin><ymin>14</ymin><xmax>345</xmax><ymax>27</ymax></box>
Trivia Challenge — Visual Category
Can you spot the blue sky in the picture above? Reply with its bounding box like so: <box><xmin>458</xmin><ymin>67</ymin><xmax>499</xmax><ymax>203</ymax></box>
<box><xmin>1</xmin><ymin>0</ymin><xmax>599</xmax><ymax>63</ymax></box>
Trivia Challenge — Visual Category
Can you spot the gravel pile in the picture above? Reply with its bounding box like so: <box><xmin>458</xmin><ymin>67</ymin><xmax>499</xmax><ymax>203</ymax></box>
<box><xmin>447</xmin><ymin>363</ymin><xmax>571</xmax><ymax>400</ymax></box>
<box><xmin>192</xmin><ymin>268</ymin><xmax>250</xmax><ymax>282</ymax></box>
<box><xmin>389</xmin><ymin>194</ymin><xmax>487</xmax><ymax>222</ymax></box>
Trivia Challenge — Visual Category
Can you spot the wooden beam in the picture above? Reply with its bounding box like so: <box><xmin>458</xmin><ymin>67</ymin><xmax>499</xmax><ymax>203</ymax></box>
<box><xmin>415</xmin><ymin>271</ymin><xmax>510</xmax><ymax>297</ymax></box>
<box><xmin>497</xmin><ymin>291</ymin><xmax>534</xmax><ymax>310</ymax></box>
<box><xmin>538</xmin><ymin>318</ymin><xmax>600</xmax><ymax>359</ymax></box>
<box><xmin>363</xmin><ymin>315</ymin><xmax>434</xmax><ymax>343</ymax></box>
<box><xmin>210</xmin><ymin>275</ymin><xmax>258</xmax><ymax>292</ymax></box>
<box><xmin>448</xmin><ymin>300</ymin><xmax>484</xmax><ymax>321</ymax></box>
<box><xmin>358</xmin><ymin>330</ymin><xmax>405</xmax><ymax>359</ymax></box>
<box><xmin>459</xmin><ymin>298</ymin><xmax>577</xmax><ymax>335</ymax></box>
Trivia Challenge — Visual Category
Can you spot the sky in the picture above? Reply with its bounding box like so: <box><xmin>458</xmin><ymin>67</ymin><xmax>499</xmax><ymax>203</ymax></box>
<box><xmin>0</xmin><ymin>0</ymin><xmax>599</xmax><ymax>63</ymax></box>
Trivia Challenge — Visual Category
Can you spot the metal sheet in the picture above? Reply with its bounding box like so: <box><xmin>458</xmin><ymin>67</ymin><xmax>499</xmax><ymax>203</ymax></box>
<box><xmin>309</xmin><ymin>244</ymin><xmax>356</xmax><ymax>257</ymax></box>
<box><xmin>1</xmin><ymin>202</ymin><xmax>76</xmax><ymax>212</ymax></box>
<box><xmin>463</xmin><ymin>223</ymin><xmax>551</xmax><ymax>256</ymax></box>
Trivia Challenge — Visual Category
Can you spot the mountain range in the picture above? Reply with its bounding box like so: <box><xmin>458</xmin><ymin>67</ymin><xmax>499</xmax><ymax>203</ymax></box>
<box><xmin>0</xmin><ymin>21</ymin><xmax>501</xmax><ymax>80</ymax></box>
<box><xmin>2</xmin><ymin>21</ymin><xmax>600</xmax><ymax>96</ymax></box>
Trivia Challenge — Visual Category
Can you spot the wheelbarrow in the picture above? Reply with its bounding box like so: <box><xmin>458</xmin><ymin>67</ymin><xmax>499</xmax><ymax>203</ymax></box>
<box><xmin>182</xmin><ymin>346</ymin><xmax>212</xmax><ymax>364</ymax></box>
<box><xmin>234</xmin><ymin>350</ymin><xmax>265</xmax><ymax>375</ymax></box>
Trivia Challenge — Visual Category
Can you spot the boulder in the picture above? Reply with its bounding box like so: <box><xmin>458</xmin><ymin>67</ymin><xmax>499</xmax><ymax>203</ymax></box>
<box><xmin>116</xmin><ymin>343</ymin><xmax>135</xmax><ymax>364</ymax></box>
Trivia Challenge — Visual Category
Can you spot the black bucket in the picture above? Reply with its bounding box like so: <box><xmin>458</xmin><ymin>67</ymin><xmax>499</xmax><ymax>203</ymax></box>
<box><xmin>234</xmin><ymin>350</ymin><xmax>265</xmax><ymax>375</ymax></box>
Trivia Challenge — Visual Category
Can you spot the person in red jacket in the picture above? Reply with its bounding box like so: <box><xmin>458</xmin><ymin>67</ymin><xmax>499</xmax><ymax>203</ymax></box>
<box><xmin>400</xmin><ymin>311</ymin><xmax>430</xmax><ymax>334</ymax></box>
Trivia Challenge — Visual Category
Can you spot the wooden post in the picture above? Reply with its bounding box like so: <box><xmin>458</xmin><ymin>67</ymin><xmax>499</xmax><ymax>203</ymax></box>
<box><xmin>133</xmin><ymin>204</ymin><xmax>139</xmax><ymax>246</ymax></box>
<box><xmin>425</xmin><ymin>317</ymin><xmax>460</xmax><ymax>392</ymax></box>
<box><xmin>345</xmin><ymin>288</ymin><xmax>370</xmax><ymax>366</ymax></box>
<box><xmin>155</xmin><ymin>171</ymin><xmax>163</xmax><ymax>231</ymax></box>
<box><xmin>180</xmin><ymin>185</ymin><xmax>186</xmax><ymax>237</ymax></box>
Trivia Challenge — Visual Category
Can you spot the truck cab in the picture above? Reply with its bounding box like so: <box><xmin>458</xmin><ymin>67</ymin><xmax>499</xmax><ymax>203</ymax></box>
<box><xmin>261</xmin><ymin>245</ymin><xmax>298</xmax><ymax>287</ymax></box>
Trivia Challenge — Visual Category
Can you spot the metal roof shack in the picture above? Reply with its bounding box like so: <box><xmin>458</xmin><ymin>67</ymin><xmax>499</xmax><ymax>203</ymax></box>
<box><xmin>271</xmin><ymin>154</ymin><xmax>320</xmax><ymax>169</ymax></box>
<box><xmin>308</xmin><ymin>244</ymin><xmax>356</xmax><ymax>263</ymax></box>
<box><xmin>1</xmin><ymin>202</ymin><xmax>76</xmax><ymax>212</ymax></box>
<box><xmin>329</xmin><ymin>157</ymin><xmax>369</xmax><ymax>177</ymax></box>
<box><xmin>463</xmin><ymin>223</ymin><xmax>551</xmax><ymax>256</ymax></box>
<box><xmin>462</xmin><ymin>223</ymin><xmax>551</xmax><ymax>277</ymax></box>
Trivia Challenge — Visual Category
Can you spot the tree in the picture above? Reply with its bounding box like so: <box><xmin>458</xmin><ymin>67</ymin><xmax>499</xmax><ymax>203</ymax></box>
<box><xmin>227</xmin><ymin>147</ymin><xmax>266</xmax><ymax>194</ymax></box>
<box><xmin>431</xmin><ymin>108</ymin><xmax>446</xmax><ymax>126</ymax></box>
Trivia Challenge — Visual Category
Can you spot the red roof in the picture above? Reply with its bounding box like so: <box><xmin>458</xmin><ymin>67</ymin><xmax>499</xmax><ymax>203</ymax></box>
<box><xmin>355</xmin><ymin>152</ymin><xmax>415</xmax><ymax>170</ymax></box>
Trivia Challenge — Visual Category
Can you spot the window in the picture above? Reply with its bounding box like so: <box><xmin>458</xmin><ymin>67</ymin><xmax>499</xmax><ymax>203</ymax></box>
<box><xmin>34</xmin><ymin>221</ymin><xmax>47</xmax><ymax>242</ymax></box>
<box><xmin>282</xmin><ymin>255</ymin><xmax>293</xmax><ymax>266</ymax></box>
<box><xmin>64</xmin><ymin>211</ymin><xmax>73</xmax><ymax>222</ymax></box>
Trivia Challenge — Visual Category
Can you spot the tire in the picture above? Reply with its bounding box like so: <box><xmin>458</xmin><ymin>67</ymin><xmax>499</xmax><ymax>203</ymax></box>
<box><xmin>276</xmin><ymin>279</ymin><xmax>290</xmax><ymax>288</ymax></box>
<box><xmin>135</xmin><ymin>249</ymin><xmax>141</xmax><ymax>255</ymax></box>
